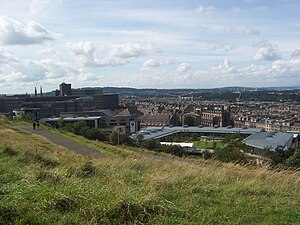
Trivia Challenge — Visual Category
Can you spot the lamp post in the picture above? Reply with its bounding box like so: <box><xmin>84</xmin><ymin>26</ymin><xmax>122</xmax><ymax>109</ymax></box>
<box><xmin>117</xmin><ymin>127</ymin><xmax>120</xmax><ymax>145</ymax></box>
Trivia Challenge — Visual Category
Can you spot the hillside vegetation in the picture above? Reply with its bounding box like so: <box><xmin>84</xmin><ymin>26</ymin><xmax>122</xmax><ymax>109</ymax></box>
<box><xmin>0</xmin><ymin>116</ymin><xmax>300</xmax><ymax>224</ymax></box>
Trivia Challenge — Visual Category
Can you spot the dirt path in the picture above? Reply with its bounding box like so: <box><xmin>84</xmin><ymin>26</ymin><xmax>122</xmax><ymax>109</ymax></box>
<box><xmin>15</xmin><ymin>124</ymin><xmax>106</xmax><ymax>158</ymax></box>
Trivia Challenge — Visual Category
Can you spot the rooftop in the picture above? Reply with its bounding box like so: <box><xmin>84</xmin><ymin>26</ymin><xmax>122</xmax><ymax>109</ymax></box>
<box><xmin>133</xmin><ymin>126</ymin><xmax>262</xmax><ymax>140</ymax></box>
<box><xmin>242</xmin><ymin>132</ymin><xmax>294</xmax><ymax>151</ymax></box>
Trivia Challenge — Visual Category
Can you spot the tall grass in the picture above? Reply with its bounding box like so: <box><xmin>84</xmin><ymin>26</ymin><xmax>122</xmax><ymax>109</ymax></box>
<box><xmin>0</xmin><ymin>115</ymin><xmax>300</xmax><ymax>224</ymax></box>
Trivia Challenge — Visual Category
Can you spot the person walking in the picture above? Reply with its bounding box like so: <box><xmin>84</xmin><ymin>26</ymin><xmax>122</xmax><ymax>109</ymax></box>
<box><xmin>32</xmin><ymin>121</ymin><xmax>36</xmax><ymax>130</ymax></box>
<box><xmin>36</xmin><ymin>121</ymin><xmax>40</xmax><ymax>129</ymax></box>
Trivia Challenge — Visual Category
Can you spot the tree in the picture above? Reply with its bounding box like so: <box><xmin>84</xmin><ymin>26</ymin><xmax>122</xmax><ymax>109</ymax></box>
<box><xmin>84</xmin><ymin>128</ymin><xmax>108</xmax><ymax>141</ymax></box>
<box><xmin>136</xmin><ymin>134</ymin><xmax>144</xmax><ymax>146</ymax></box>
<box><xmin>143</xmin><ymin>139</ymin><xmax>159</xmax><ymax>150</ymax></box>
<box><xmin>72</xmin><ymin>121</ymin><xmax>89</xmax><ymax>135</ymax></box>
<box><xmin>284</xmin><ymin>148</ymin><xmax>300</xmax><ymax>168</ymax></box>
<box><xmin>57</xmin><ymin>117</ymin><xmax>65</xmax><ymax>128</ymax></box>
<box><xmin>110</xmin><ymin>132</ymin><xmax>134</xmax><ymax>146</ymax></box>
<box><xmin>184</xmin><ymin>115</ymin><xmax>195</xmax><ymax>126</ymax></box>
<box><xmin>213</xmin><ymin>139</ymin><xmax>245</xmax><ymax>163</ymax></box>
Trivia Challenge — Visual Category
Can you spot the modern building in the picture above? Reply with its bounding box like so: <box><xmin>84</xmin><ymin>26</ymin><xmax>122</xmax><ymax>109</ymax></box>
<box><xmin>242</xmin><ymin>132</ymin><xmax>296</xmax><ymax>151</ymax></box>
<box><xmin>133</xmin><ymin>125</ymin><xmax>297</xmax><ymax>151</ymax></box>
<box><xmin>134</xmin><ymin>126</ymin><xmax>262</xmax><ymax>141</ymax></box>
<box><xmin>40</xmin><ymin>116</ymin><xmax>106</xmax><ymax>129</ymax></box>
<box><xmin>7</xmin><ymin>83</ymin><xmax>120</xmax><ymax>119</ymax></box>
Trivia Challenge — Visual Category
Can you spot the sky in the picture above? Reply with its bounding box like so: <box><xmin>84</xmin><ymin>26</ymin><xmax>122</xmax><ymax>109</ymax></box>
<box><xmin>0</xmin><ymin>0</ymin><xmax>300</xmax><ymax>94</ymax></box>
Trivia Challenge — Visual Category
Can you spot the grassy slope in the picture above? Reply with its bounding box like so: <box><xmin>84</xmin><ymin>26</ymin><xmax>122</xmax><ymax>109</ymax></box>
<box><xmin>1</xmin><ymin>117</ymin><xmax>300</xmax><ymax>224</ymax></box>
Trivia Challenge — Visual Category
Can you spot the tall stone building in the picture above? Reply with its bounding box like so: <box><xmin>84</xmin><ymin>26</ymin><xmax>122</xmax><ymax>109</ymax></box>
<box><xmin>201</xmin><ymin>105</ymin><xmax>231</xmax><ymax>127</ymax></box>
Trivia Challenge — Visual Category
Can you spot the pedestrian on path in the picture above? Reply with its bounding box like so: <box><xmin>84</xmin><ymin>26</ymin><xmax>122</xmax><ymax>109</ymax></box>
<box><xmin>32</xmin><ymin>121</ymin><xmax>36</xmax><ymax>130</ymax></box>
<box><xmin>37</xmin><ymin>121</ymin><xmax>40</xmax><ymax>129</ymax></box>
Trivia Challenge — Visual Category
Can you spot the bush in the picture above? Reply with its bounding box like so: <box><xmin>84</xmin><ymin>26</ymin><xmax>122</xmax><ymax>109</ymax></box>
<box><xmin>53</xmin><ymin>195</ymin><xmax>77</xmax><ymax>212</ymax></box>
<box><xmin>110</xmin><ymin>132</ymin><xmax>135</xmax><ymax>146</ymax></box>
<box><xmin>284</xmin><ymin>148</ymin><xmax>300</xmax><ymax>169</ymax></box>
<box><xmin>84</xmin><ymin>128</ymin><xmax>108</xmax><ymax>141</ymax></box>
<box><xmin>98</xmin><ymin>198</ymin><xmax>170</xmax><ymax>224</ymax></box>
<box><xmin>3</xmin><ymin>145</ymin><xmax>18</xmax><ymax>156</ymax></box>
<box><xmin>77</xmin><ymin>161</ymin><xmax>96</xmax><ymax>178</ymax></box>
<box><xmin>213</xmin><ymin>140</ymin><xmax>245</xmax><ymax>163</ymax></box>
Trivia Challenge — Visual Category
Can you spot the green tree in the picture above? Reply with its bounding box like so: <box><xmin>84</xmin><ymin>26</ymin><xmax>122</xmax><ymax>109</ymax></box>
<box><xmin>284</xmin><ymin>148</ymin><xmax>300</xmax><ymax>168</ymax></box>
<box><xmin>136</xmin><ymin>134</ymin><xmax>144</xmax><ymax>146</ymax></box>
<box><xmin>110</xmin><ymin>131</ymin><xmax>119</xmax><ymax>145</ymax></box>
<box><xmin>72</xmin><ymin>121</ymin><xmax>89</xmax><ymax>135</ymax></box>
<box><xmin>57</xmin><ymin>117</ymin><xmax>65</xmax><ymax>128</ymax></box>
<box><xmin>213</xmin><ymin>139</ymin><xmax>245</xmax><ymax>163</ymax></box>
<box><xmin>84</xmin><ymin>128</ymin><xmax>108</xmax><ymax>141</ymax></box>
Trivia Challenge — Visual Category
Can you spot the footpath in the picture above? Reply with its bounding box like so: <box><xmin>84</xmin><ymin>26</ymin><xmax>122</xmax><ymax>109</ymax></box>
<box><xmin>15</xmin><ymin>124</ymin><xmax>106</xmax><ymax>158</ymax></box>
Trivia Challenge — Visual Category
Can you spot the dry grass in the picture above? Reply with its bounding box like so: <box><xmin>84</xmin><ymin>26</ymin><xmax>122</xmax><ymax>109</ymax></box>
<box><xmin>1</xmin><ymin>115</ymin><xmax>300</xmax><ymax>224</ymax></box>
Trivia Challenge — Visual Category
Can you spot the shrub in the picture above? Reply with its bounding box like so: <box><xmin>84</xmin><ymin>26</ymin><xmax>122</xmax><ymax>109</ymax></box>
<box><xmin>213</xmin><ymin>140</ymin><xmax>245</xmax><ymax>163</ymax></box>
<box><xmin>98</xmin><ymin>198</ymin><xmax>169</xmax><ymax>224</ymax></box>
<box><xmin>3</xmin><ymin>145</ymin><xmax>18</xmax><ymax>156</ymax></box>
<box><xmin>84</xmin><ymin>128</ymin><xmax>107</xmax><ymax>141</ymax></box>
<box><xmin>36</xmin><ymin>171</ymin><xmax>64</xmax><ymax>185</ymax></box>
<box><xmin>53</xmin><ymin>195</ymin><xmax>77</xmax><ymax>212</ymax></box>
<box><xmin>284</xmin><ymin>147</ymin><xmax>300</xmax><ymax>168</ymax></box>
<box><xmin>77</xmin><ymin>161</ymin><xmax>96</xmax><ymax>178</ymax></box>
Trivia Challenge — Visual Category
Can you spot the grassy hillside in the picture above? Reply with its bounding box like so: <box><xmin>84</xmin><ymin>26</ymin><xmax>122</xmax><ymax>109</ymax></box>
<box><xmin>1</xmin><ymin>116</ymin><xmax>300</xmax><ymax>224</ymax></box>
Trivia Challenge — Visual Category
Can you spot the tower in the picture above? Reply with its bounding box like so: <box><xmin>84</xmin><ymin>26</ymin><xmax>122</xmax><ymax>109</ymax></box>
<box><xmin>34</xmin><ymin>87</ymin><xmax>37</xmax><ymax>97</ymax></box>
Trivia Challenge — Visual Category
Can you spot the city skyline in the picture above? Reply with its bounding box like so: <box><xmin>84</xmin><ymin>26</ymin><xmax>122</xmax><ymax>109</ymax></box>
<box><xmin>0</xmin><ymin>0</ymin><xmax>300</xmax><ymax>94</ymax></box>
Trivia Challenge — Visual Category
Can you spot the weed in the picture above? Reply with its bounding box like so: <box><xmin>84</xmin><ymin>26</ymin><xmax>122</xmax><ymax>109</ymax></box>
<box><xmin>53</xmin><ymin>195</ymin><xmax>77</xmax><ymax>212</ymax></box>
<box><xmin>77</xmin><ymin>161</ymin><xmax>96</xmax><ymax>178</ymax></box>
<box><xmin>36</xmin><ymin>170</ymin><xmax>64</xmax><ymax>185</ymax></box>
<box><xmin>2</xmin><ymin>145</ymin><xmax>18</xmax><ymax>156</ymax></box>
<box><xmin>99</xmin><ymin>198</ymin><xmax>170</xmax><ymax>224</ymax></box>
<box><xmin>20</xmin><ymin>152</ymin><xmax>59</xmax><ymax>168</ymax></box>
<box><xmin>0</xmin><ymin>206</ymin><xmax>19</xmax><ymax>224</ymax></box>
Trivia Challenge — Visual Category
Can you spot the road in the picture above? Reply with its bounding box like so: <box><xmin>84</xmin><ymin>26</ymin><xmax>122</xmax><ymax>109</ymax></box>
<box><xmin>15</xmin><ymin>124</ymin><xmax>106</xmax><ymax>158</ymax></box>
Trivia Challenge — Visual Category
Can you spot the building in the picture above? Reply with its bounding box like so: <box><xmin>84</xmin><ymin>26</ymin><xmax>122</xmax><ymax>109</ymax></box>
<box><xmin>139</xmin><ymin>113</ymin><xmax>175</xmax><ymax>128</ymax></box>
<box><xmin>104</xmin><ymin>93</ymin><xmax>119</xmax><ymax>110</ymax></box>
<box><xmin>134</xmin><ymin>126</ymin><xmax>262</xmax><ymax>141</ymax></box>
<box><xmin>8</xmin><ymin>83</ymin><xmax>120</xmax><ymax>119</ymax></box>
<box><xmin>0</xmin><ymin>95</ymin><xmax>29</xmax><ymax>114</ymax></box>
<box><xmin>106</xmin><ymin>106</ymin><xmax>143</xmax><ymax>133</ymax></box>
<box><xmin>40</xmin><ymin>116</ymin><xmax>106</xmax><ymax>129</ymax></box>
<box><xmin>201</xmin><ymin>105</ymin><xmax>231</xmax><ymax>127</ymax></box>
<box><xmin>242</xmin><ymin>132</ymin><xmax>296</xmax><ymax>151</ymax></box>
<box><xmin>59</xmin><ymin>83</ymin><xmax>72</xmax><ymax>96</ymax></box>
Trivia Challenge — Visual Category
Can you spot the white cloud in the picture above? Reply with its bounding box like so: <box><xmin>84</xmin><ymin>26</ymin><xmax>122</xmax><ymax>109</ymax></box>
<box><xmin>252</xmin><ymin>38</ymin><xmax>271</xmax><ymax>48</ymax></box>
<box><xmin>223</xmin><ymin>25</ymin><xmax>236</xmax><ymax>34</ymax></box>
<box><xmin>141</xmin><ymin>58</ymin><xmax>161</xmax><ymax>69</ymax></box>
<box><xmin>0</xmin><ymin>16</ymin><xmax>58</xmax><ymax>45</ymax></box>
<box><xmin>67</xmin><ymin>41</ymin><xmax>161</xmax><ymax>68</ymax></box>
<box><xmin>109</xmin><ymin>41</ymin><xmax>160</xmax><ymax>59</ymax></box>
<box><xmin>291</xmin><ymin>49</ymin><xmax>300</xmax><ymax>58</ymax></box>
<box><xmin>176</xmin><ymin>63</ymin><xmax>190</xmax><ymax>75</ymax></box>
<box><xmin>252</xmin><ymin>38</ymin><xmax>281</xmax><ymax>61</ymax></box>
<box><xmin>253</xmin><ymin>46</ymin><xmax>281</xmax><ymax>61</ymax></box>
<box><xmin>39</xmin><ymin>48</ymin><xmax>57</xmax><ymax>57</ymax></box>
<box><xmin>245</xmin><ymin>27</ymin><xmax>260</xmax><ymax>35</ymax></box>
<box><xmin>206</xmin><ymin>43</ymin><xmax>235</xmax><ymax>52</ymax></box>
<box><xmin>0</xmin><ymin>48</ymin><xmax>19</xmax><ymax>64</ymax></box>
<box><xmin>212</xmin><ymin>58</ymin><xmax>236</xmax><ymax>75</ymax></box>
<box><xmin>30</xmin><ymin>0</ymin><xmax>62</xmax><ymax>15</ymax></box>
<box><xmin>66</xmin><ymin>41</ymin><xmax>95</xmax><ymax>58</ymax></box>
<box><xmin>195</xmin><ymin>5</ymin><xmax>216</xmax><ymax>17</ymax></box>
